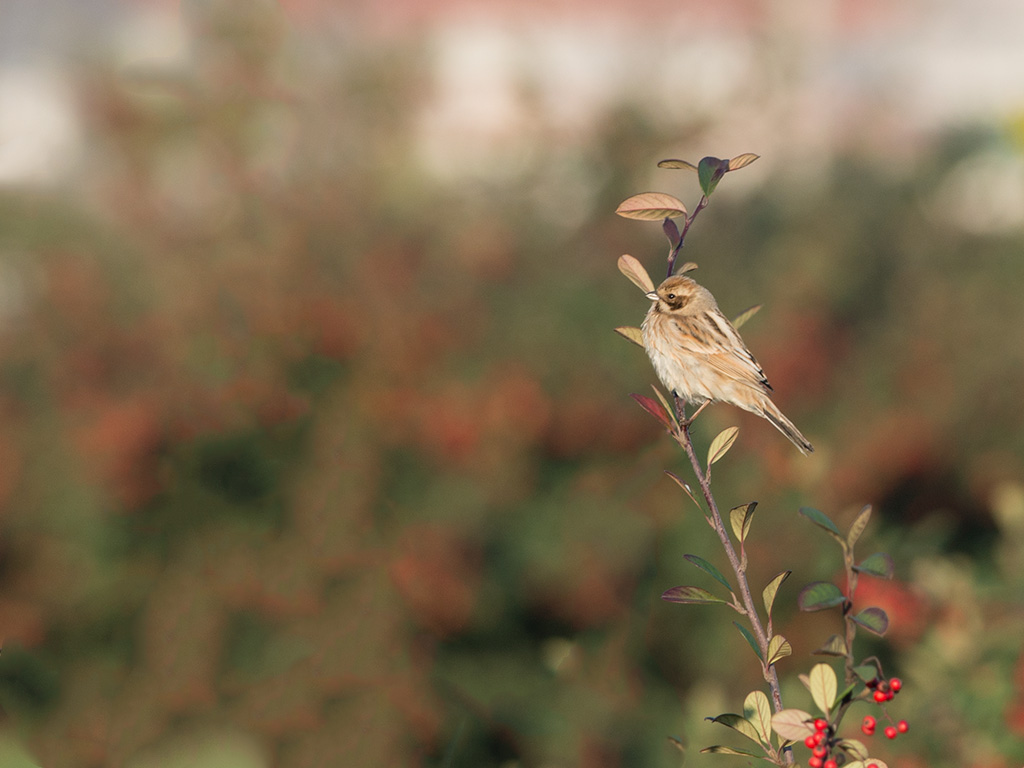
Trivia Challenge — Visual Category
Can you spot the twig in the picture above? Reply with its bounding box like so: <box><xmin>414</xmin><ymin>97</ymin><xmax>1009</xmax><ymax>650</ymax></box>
<box><xmin>672</xmin><ymin>395</ymin><xmax>793</xmax><ymax>763</ymax></box>
<box><xmin>666</xmin><ymin>195</ymin><xmax>709</xmax><ymax>276</ymax></box>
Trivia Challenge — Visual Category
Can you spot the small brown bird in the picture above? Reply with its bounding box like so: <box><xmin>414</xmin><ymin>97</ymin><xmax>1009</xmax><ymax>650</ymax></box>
<box><xmin>641</xmin><ymin>275</ymin><xmax>813</xmax><ymax>454</ymax></box>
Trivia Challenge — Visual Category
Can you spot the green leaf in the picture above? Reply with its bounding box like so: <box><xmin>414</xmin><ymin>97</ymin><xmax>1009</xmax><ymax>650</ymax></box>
<box><xmin>851</xmin><ymin>607</ymin><xmax>889</xmax><ymax>635</ymax></box>
<box><xmin>727</xmin><ymin>152</ymin><xmax>760</xmax><ymax>171</ymax></box>
<box><xmin>729</xmin><ymin>502</ymin><xmax>757</xmax><ymax>543</ymax></box>
<box><xmin>744</xmin><ymin>691</ymin><xmax>773</xmax><ymax>745</ymax></box>
<box><xmin>854</xmin><ymin>552</ymin><xmax>894</xmax><ymax>580</ymax></box>
<box><xmin>699</xmin><ymin>745</ymin><xmax>762</xmax><ymax>758</ymax></box>
<box><xmin>771</xmin><ymin>709</ymin><xmax>814</xmax><ymax>741</ymax></box>
<box><xmin>799</xmin><ymin>507</ymin><xmax>844</xmax><ymax>544</ymax></box>
<box><xmin>766</xmin><ymin>634</ymin><xmax>792</xmax><ymax>666</ymax></box>
<box><xmin>613</xmin><ymin>326</ymin><xmax>644</xmax><ymax>347</ymax></box>
<box><xmin>852</xmin><ymin>665</ymin><xmax>880</xmax><ymax>685</ymax></box>
<box><xmin>657</xmin><ymin>158</ymin><xmax>699</xmax><ymax>171</ymax></box>
<box><xmin>684</xmin><ymin>554</ymin><xmax>732</xmax><ymax>591</ymax></box>
<box><xmin>616</xmin><ymin>192</ymin><xmax>687</xmax><ymax>220</ymax></box>
<box><xmin>734</xmin><ymin>622</ymin><xmax>762</xmax><ymax>661</ymax></box>
<box><xmin>707</xmin><ymin>426</ymin><xmax>739</xmax><ymax>466</ymax></box>
<box><xmin>707</xmin><ymin>713</ymin><xmax>762</xmax><ymax>746</ymax></box>
<box><xmin>835</xmin><ymin>681</ymin><xmax>859</xmax><ymax>706</ymax></box>
<box><xmin>797</xmin><ymin>581</ymin><xmax>845</xmax><ymax>611</ymax></box>
<box><xmin>732</xmin><ymin>304</ymin><xmax>762</xmax><ymax>330</ymax></box>
<box><xmin>697</xmin><ymin>156</ymin><xmax>729</xmax><ymax>197</ymax></box>
<box><xmin>762</xmin><ymin>570</ymin><xmax>791</xmax><ymax>617</ymax></box>
<box><xmin>661</xmin><ymin>586</ymin><xmax>728</xmax><ymax>605</ymax></box>
<box><xmin>808</xmin><ymin>663</ymin><xmax>838</xmax><ymax>715</ymax></box>
<box><xmin>812</xmin><ymin>634</ymin><xmax>848</xmax><ymax>657</ymax></box>
<box><xmin>847</xmin><ymin>505</ymin><xmax>872</xmax><ymax>549</ymax></box>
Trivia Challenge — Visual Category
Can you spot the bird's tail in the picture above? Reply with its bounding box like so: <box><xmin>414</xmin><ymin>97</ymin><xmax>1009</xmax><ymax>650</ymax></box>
<box><xmin>761</xmin><ymin>399</ymin><xmax>814</xmax><ymax>455</ymax></box>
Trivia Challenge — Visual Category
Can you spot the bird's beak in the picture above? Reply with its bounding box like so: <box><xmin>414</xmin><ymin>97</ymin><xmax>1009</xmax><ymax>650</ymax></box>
<box><xmin>645</xmin><ymin>291</ymin><xmax>658</xmax><ymax>301</ymax></box>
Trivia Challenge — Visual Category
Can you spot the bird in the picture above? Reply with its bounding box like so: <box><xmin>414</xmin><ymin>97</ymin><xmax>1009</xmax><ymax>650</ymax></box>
<box><xmin>641</xmin><ymin>274</ymin><xmax>813</xmax><ymax>455</ymax></box>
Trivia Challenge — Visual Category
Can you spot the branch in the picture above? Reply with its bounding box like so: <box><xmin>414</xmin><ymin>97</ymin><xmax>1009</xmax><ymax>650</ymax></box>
<box><xmin>666</xmin><ymin>195</ymin><xmax>709</xmax><ymax>277</ymax></box>
<box><xmin>672</xmin><ymin>396</ymin><xmax>793</xmax><ymax>763</ymax></box>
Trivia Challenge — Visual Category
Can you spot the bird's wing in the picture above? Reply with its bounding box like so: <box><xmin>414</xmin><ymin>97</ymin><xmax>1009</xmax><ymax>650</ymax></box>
<box><xmin>670</xmin><ymin>312</ymin><xmax>773</xmax><ymax>393</ymax></box>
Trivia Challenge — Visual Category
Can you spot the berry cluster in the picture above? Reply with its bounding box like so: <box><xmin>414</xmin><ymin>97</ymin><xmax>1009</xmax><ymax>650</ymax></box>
<box><xmin>802</xmin><ymin>677</ymin><xmax>909</xmax><ymax>768</ymax></box>
<box><xmin>860</xmin><ymin>677</ymin><xmax>908</xmax><ymax>741</ymax></box>
<box><xmin>861</xmin><ymin>715</ymin><xmax>909</xmax><ymax>740</ymax></box>
<box><xmin>868</xmin><ymin>676</ymin><xmax>902</xmax><ymax>704</ymax></box>
<box><xmin>803</xmin><ymin>718</ymin><xmax>837</xmax><ymax>768</ymax></box>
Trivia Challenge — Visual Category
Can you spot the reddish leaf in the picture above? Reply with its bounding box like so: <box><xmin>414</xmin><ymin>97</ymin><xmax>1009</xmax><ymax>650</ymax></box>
<box><xmin>630</xmin><ymin>393</ymin><xmax>671</xmax><ymax>429</ymax></box>
<box><xmin>662</xmin><ymin>217</ymin><xmax>681</xmax><ymax>248</ymax></box>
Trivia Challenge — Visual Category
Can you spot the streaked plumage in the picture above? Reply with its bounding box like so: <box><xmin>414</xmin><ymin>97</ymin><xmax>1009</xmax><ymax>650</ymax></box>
<box><xmin>641</xmin><ymin>275</ymin><xmax>813</xmax><ymax>455</ymax></box>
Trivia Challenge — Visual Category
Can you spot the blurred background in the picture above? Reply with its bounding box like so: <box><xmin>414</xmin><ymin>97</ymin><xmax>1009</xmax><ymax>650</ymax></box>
<box><xmin>0</xmin><ymin>0</ymin><xmax>1023</xmax><ymax>766</ymax></box>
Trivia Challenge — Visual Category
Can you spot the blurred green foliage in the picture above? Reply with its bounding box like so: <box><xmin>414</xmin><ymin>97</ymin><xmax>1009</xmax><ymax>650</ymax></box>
<box><xmin>0</xmin><ymin>4</ymin><xmax>1022</xmax><ymax>767</ymax></box>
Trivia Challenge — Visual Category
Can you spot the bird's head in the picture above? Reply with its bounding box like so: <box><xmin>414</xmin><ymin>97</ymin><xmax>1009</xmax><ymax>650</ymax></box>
<box><xmin>645</xmin><ymin>276</ymin><xmax>703</xmax><ymax>313</ymax></box>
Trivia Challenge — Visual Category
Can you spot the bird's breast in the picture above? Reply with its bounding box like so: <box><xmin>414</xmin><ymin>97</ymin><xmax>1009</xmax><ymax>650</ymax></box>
<box><xmin>641</xmin><ymin>309</ymin><xmax>710</xmax><ymax>403</ymax></box>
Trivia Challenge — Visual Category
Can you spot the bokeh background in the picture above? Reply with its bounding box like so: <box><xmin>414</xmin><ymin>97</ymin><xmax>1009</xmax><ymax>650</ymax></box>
<box><xmin>1</xmin><ymin>0</ymin><xmax>1024</xmax><ymax>766</ymax></box>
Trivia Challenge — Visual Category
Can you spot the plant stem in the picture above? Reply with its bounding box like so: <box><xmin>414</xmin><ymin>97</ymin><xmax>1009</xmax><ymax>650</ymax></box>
<box><xmin>673</xmin><ymin>396</ymin><xmax>793</xmax><ymax>763</ymax></box>
<box><xmin>666</xmin><ymin>196</ymin><xmax>709</xmax><ymax>277</ymax></box>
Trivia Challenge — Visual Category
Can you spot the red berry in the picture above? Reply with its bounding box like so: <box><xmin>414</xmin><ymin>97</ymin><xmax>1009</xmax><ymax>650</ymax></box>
<box><xmin>813</xmin><ymin>732</ymin><xmax>826</xmax><ymax>746</ymax></box>
<box><xmin>814</xmin><ymin>718</ymin><xmax>829</xmax><ymax>732</ymax></box>
<box><xmin>861</xmin><ymin>715</ymin><xmax>876</xmax><ymax>736</ymax></box>
<box><xmin>873</xmin><ymin>690</ymin><xmax>888</xmax><ymax>703</ymax></box>
<box><xmin>808</xmin><ymin>758</ymin><xmax>823</xmax><ymax>768</ymax></box>
<box><xmin>813</xmin><ymin>744</ymin><xmax>828</xmax><ymax>758</ymax></box>
<box><xmin>897</xmin><ymin>720</ymin><xmax>909</xmax><ymax>733</ymax></box>
<box><xmin>890</xmin><ymin>678</ymin><xmax>902</xmax><ymax>693</ymax></box>
<box><xmin>884</xmin><ymin>726</ymin><xmax>898</xmax><ymax>739</ymax></box>
<box><xmin>804</xmin><ymin>736</ymin><xmax>817</xmax><ymax>749</ymax></box>
<box><xmin>824</xmin><ymin>761</ymin><xmax>838</xmax><ymax>768</ymax></box>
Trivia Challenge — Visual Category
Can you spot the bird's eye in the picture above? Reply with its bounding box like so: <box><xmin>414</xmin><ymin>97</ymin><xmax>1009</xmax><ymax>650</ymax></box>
<box><xmin>666</xmin><ymin>293</ymin><xmax>675</xmax><ymax>300</ymax></box>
